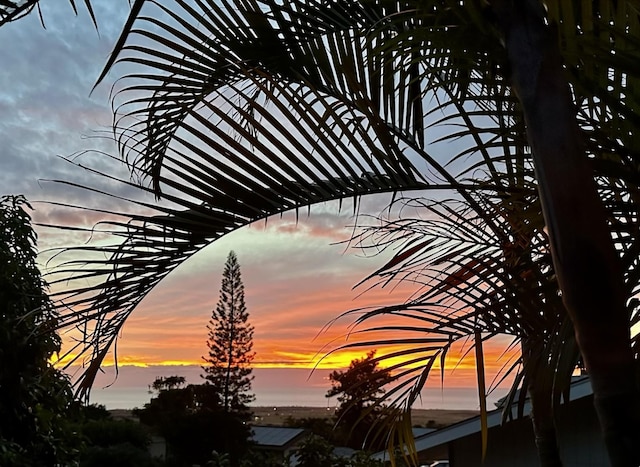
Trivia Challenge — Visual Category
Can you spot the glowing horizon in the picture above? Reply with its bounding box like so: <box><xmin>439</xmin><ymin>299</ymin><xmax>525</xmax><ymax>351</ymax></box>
<box><xmin>60</xmin><ymin>335</ymin><xmax>518</xmax><ymax>391</ymax></box>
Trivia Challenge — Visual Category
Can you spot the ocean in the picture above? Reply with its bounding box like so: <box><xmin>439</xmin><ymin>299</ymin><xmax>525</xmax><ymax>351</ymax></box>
<box><xmin>85</xmin><ymin>366</ymin><xmax>507</xmax><ymax>410</ymax></box>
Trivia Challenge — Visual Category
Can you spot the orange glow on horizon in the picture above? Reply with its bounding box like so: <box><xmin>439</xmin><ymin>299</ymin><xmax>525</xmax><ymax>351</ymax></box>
<box><xmin>59</xmin><ymin>340</ymin><xmax>518</xmax><ymax>380</ymax></box>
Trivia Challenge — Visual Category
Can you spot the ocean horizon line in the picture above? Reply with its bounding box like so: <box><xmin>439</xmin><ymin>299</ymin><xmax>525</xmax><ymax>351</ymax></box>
<box><xmin>85</xmin><ymin>366</ymin><xmax>507</xmax><ymax>411</ymax></box>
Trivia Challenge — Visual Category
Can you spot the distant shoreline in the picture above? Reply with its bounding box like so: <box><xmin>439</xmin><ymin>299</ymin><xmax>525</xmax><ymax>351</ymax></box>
<box><xmin>110</xmin><ymin>406</ymin><xmax>478</xmax><ymax>428</ymax></box>
<box><xmin>249</xmin><ymin>406</ymin><xmax>478</xmax><ymax>427</ymax></box>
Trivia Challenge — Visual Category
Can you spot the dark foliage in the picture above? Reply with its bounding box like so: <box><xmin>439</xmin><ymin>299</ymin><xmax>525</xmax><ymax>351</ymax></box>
<box><xmin>150</xmin><ymin>375</ymin><xmax>186</xmax><ymax>392</ymax></box>
<box><xmin>0</xmin><ymin>195</ymin><xmax>78</xmax><ymax>465</ymax></box>
<box><xmin>135</xmin><ymin>380</ymin><xmax>250</xmax><ymax>466</ymax></box>
<box><xmin>327</xmin><ymin>351</ymin><xmax>391</xmax><ymax>450</ymax></box>
<box><xmin>79</xmin><ymin>402</ymin><xmax>112</xmax><ymax>421</ymax></box>
<box><xmin>285</xmin><ymin>416</ymin><xmax>336</xmax><ymax>443</ymax></box>
<box><xmin>290</xmin><ymin>434</ymin><xmax>387</xmax><ymax>467</ymax></box>
<box><xmin>81</xmin><ymin>419</ymin><xmax>149</xmax><ymax>449</ymax></box>
<box><xmin>240</xmin><ymin>449</ymin><xmax>286</xmax><ymax>467</ymax></box>
<box><xmin>293</xmin><ymin>434</ymin><xmax>336</xmax><ymax>467</ymax></box>
<box><xmin>136</xmin><ymin>383</ymin><xmax>222</xmax><ymax>426</ymax></box>
<box><xmin>70</xmin><ymin>403</ymin><xmax>159</xmax><ymax>467</ymax></box>
<box><xmin>162</xmin><ymin>410</ymin><xmax>250</xmax><ymax>466</ymax></box>
<box><xmin>80</xmin><ymin>443</ymin><xmax>161</xmax><ymax>467</ymax></box>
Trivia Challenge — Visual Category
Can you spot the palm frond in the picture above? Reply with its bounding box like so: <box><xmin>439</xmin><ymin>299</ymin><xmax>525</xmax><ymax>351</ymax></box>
<box><xmin>0</xmin><ymin>0</ymin><xmax>97</xmax><ymax>28</ymax></box>
<box><xmin>323</xmin><ymin>183</ymin><xmax>577</xmax><ymax>429</ymax></box>
<box><xmin>51</xmin><ymin>1</ymin><xmax>525</xmax><ymax>393</ymax></box>
<box><xmin>0</xmin><ymin>0</ymin><xmax>38</xmax><ymax>25</ymax></box>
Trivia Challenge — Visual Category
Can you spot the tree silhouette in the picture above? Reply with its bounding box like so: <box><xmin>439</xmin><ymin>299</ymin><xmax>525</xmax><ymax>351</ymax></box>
<box><xmin>150</xmin><ymin>375</ymin><xmax>186</xmax><ymax>394</ymax></box>
<box><xmin>327</xmin><ymin>350</ymin><xmax>391</xmax><ymax>450</ymax></box>
<box><xmin>203</xmin><ymin>251</ymin><xmax>255</xmax><ymax>417</ymax></box>
<box><xmin>0</xmin><ymin>195</ymin><xmax>77</xmax><ymax>465</ymax></box>
<box><xmin>134</xmin><ymin>380</ymin><xmax>248</xmax><ymax>466</ymax></box>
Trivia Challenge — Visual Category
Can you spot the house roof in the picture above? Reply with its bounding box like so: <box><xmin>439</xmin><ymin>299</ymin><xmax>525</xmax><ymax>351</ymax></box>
<box><xmin>412</xmin><ymin>427</ymin><xmax>436</xmax><ymax>438</ymax></box>
<box><xmin>250</xmin><ymin>426</ymin><xmax>307</xmax><ymax>449</ymax></box>
<box><xmin>373</xmin><ymin>376</ymin><xmax>593</xmax><ymax>461</ymax></box>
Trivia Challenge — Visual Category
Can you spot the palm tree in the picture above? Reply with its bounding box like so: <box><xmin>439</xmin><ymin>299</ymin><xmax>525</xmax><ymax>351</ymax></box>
<box><xmin>48</xmin><ymin>1</ymin><xmax>640</xmax><ymax>464</ymax></box>
<box><xmin>339</xmin><ymin>146</ymin><xmax>640</xmax><ymax>464</ymax></box>
<box><xmin>488</xmin><ymin>6</ymin><xmax>640</xmax><ymax>464</ymax></box>
<box><xmin>336</xmin><ymin>190</ymin><xmax>573</xmax><ymax>466</ymax></box>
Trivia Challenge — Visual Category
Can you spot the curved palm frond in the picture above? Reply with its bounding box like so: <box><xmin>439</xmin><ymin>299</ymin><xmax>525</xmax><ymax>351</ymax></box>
<box><xmin>0</xmin><ymin>0</ymin><xmax>38</xmax><ymax>25</ymax></box>
<box><xmin>98</xmin><ymin>0</ymin><xmax>520</xmax><ymax>192</ymax></box>
<box><xmin>51</xmin><ymin>0</ymin><xmax>523</xmax><ymax>393</ymax></box>
<box><xmin>332</xmin><ymin>187</ymin><xmax>557</xmax><ymax>382</ymax></box>
<box><xmin>548</xmin><ymin>1</ymin><xmax>640</xmax><ymax>156</ymax></box>
<box><xmin>46</xmin><ymin>148</ymin><xmax>430</xmax><ymax>395</ymax></box>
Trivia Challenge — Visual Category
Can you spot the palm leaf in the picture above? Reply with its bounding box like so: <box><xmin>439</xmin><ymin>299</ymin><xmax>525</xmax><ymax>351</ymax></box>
<box><xmin>0</xmin><ymin>0</ymin><xmax>97</xmax><ymax>28</ymax></box>
<box><xmin>320</xmin><ymin>166</ymin><xmax>586</xmax><ymax>456</ymax></box>
<box><xmin>49</xmin><ymin>0</ymin><xmax>525</xmax><ymax>394</ymax></box>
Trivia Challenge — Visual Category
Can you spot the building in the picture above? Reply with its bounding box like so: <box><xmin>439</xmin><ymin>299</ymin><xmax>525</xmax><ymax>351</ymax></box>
<box><xmin>375</xmin><ymin>377</ymin><xmax>609</xmax><ymax>466</ymax></box>
<box><xmin>250</xmin><ymin>425</ymin><xmax>308</xmax><ymax>461</ymax></box>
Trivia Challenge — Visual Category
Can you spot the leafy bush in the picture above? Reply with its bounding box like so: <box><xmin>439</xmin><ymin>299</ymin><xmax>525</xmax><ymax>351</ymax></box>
<box><xmin>80</xmin><ymin>443</ymin><xmax>162</xmax><ymax>467</ymax></box>
<box><xmin>293</xmin><ymin>435</ymin><xmax>335</xmax><ymax>467</ymax></box>
<box><xmin>82</xmin><ymin>419</ymin><xmax>150</xmax><ymax>449</ymax></box>
<box><xmin>0</xmin><ymin>195</ymin><xmax>79</xmax><ymax>465</ymax></box>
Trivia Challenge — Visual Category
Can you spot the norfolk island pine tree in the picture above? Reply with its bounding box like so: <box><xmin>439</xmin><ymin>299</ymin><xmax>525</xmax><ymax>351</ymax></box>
<box><xmin>202</xmin><ymin>251</ymin><xmax>255</xmax><ymax>418</ymax></box>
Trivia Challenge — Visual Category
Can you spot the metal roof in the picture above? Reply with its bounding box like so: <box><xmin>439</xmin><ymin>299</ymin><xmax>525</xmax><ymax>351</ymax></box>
<box><xmin>250</xmin><ymin>426</ymin><xmax>307</xmax><ymax>448</ymax></box>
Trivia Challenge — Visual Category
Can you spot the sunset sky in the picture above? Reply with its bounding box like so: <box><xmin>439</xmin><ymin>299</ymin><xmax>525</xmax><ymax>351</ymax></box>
<box><xmin>1</xmin><ymin>2</ymin><xmax>516</xmax><ymax>391</ymax></box>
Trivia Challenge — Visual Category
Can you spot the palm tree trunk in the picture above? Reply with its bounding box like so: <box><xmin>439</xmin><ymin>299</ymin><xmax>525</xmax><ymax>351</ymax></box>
<box><xmin>522</xmin><ymin>338</ymin><xmax>563</xmax><ymax>467</ymax></box>
<box><xmin>491</xmin><ymin>1</ymin><xmax>640</xmax><ymax>465</ymax></box>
